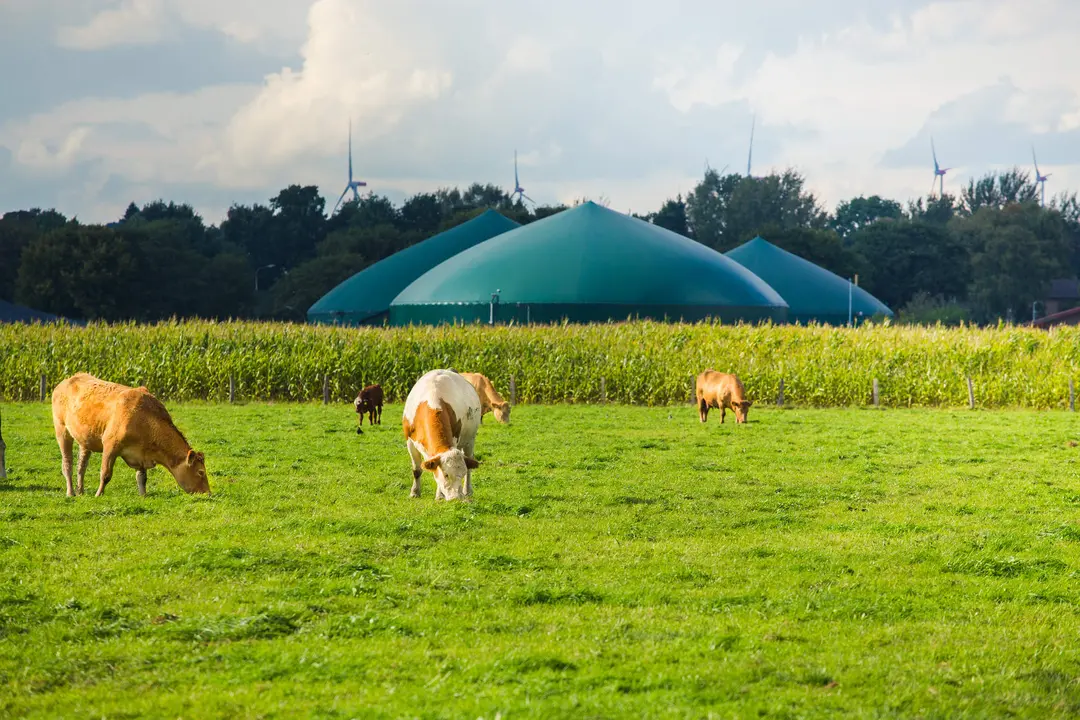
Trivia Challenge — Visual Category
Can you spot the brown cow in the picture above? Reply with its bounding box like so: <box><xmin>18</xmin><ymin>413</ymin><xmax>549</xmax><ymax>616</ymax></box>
<box><xmin>460</xmin><ymin>372</ymin><xmax>511</xmax><ymax>424</ymax></box>
<box><xmin>51</xmin><ymin>373</ymin><xmax>211</xmax><ymax>497</ymax></box>
<box><xmin>353</xmin><ymin>384</ymin><xmax>384</xmax><ymax>434</ymax></box>
<box><xmin>696</xmin><ymin>370</ymin><xmax>753</xmax><ymax>424</ymax></box>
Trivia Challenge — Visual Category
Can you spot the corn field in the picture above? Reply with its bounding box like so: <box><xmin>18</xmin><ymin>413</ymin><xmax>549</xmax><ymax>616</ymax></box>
<box><xmin>2</xmin><ymin>319</ymin><xmax>1080</xmax><ymax>408</ymax></box>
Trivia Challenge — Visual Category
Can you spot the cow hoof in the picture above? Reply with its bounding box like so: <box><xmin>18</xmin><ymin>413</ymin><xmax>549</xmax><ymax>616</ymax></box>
<box><xmin>410</xmin><ymin>491</ymin><xmax>421</xmax><ymax>498</ymax></box>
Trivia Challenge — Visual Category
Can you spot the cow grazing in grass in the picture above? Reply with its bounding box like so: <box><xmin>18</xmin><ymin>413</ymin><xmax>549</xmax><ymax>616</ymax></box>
<box><xmin>51</xmin><ymin>373</ymin><xmax>211</xmax><ymax>497</ymax></box>
<box><xmin>696</xmin><ymin>370</ymin><xmax>753</xmax><ymax>424</ymax></box>
<box><xmin>402</xmin><ymin>369</ymin><xmax>481</xmax><ymax>501</ymax></box>
<box><xmin>0</xmin><ymin>409</ymin><xmax>6</xmax><ymax>480</ymax></box>
<box><xmin>354</xmin><ymin>384</ymin><xmax>384</xmax><ymax>434</ymax></box>
<box><xmin>460</xmin><ymin>372</ymin><xmax>511</xmax><ymax>424</ymax></box>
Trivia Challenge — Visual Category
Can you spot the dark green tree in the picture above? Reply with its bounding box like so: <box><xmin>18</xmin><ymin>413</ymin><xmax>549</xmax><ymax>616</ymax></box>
<box><xmin>831</xmin><ymin>195</ymin><xmax>903</xmax><ymax>239</ymax></box>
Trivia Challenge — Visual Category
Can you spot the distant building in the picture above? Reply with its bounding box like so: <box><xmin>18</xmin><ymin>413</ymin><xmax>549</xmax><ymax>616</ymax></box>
<box><xmin>1031</xmin><ymin>306</ymin><xmax>1080</xmax><ymax>329</ymax></box>
<box><xmin>1044</xmin><ymin>278</ymin><xmax>1080</xmax><ymax>316</ymax></box>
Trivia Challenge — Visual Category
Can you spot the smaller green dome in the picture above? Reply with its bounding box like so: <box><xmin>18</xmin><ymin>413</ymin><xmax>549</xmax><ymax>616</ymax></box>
<box><xmin>725</xmin><ymin>236</ymin><xmax>892</xmax><ymax>325</ymax></box>
<box><xmin>307</xmin><ymin>209</ymin><xmax>520</xmax><ymax>325</ymax></box>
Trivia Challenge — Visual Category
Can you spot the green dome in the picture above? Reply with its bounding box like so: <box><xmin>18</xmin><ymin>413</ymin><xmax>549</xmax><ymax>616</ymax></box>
<box><xmin>389</xmin><ymin>202</ymin><xmax>788</xmax><ymax>325</ymax></box>
<box><xmin>725</xmin><ymin>236</ymin><xmax>893</xmax><ymax>325</ymax></box>
<box><xmin>307</xmin><ymin>209</ymin><xmax>520</xmax><ymax>325</ymax></box>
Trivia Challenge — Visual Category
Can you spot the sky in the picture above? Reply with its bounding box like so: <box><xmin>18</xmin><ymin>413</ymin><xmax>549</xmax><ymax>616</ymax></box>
<box><xmin>2</xmin><ymin>0</ymin><xmax>1079</xmax><ymax>225</ymax></box>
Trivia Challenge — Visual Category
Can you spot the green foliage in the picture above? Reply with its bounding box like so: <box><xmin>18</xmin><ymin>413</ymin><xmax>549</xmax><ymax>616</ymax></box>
<box><xmin>831</xmin><ymin>195</ymin><xmax>904</xmax><ymax>239</ymax></box>
<box><xmin>2</xmin><ymin>404</ymin><xmax>1080</xmax><ymax>716</ymax></box>
<box><xmin>896</xmin><ymin>292</ymin><xmax>972</xmax><ymax>326</ymax></box>
<box><xmin>4</xmin><ymin>320</ymin><xmax>1080</xmax><ymax>409</ymax></box>
<box><xmin>687</xmin><ymin>169</ymin><xmax>827</xmax><ymax>250</ymax></box>
<box><xmin>849</xmin><ymin>218</ymin><xmax>969</xmax><ymax>310</ymax></box>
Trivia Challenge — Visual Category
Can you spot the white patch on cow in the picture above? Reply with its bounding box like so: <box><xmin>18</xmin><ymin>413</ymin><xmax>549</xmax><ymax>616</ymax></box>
<box><xmin>403</xmin><ymin>370</ymin><xmax>482</xmax><ymax>443</ymax></box>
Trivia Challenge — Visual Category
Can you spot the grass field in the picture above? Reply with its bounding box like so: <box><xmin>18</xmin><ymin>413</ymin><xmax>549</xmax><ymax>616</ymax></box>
<box><xmin>2</xmin><ymin>402</ymin><xmax>1080</xmax><ymax>718</ymax></box>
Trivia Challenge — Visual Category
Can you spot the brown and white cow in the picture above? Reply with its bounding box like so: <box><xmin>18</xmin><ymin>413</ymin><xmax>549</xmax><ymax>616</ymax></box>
<box><xmin>51</xmin><ymin>373</ymin><xmax>211</xmax><ymax>497</ymax></box>
<box><xmin>460</xmin><ymin>372</ymin><xmax>511</xmax><ymax>424</ymax></box>
<box><xmin>353</xmin><ymin>383</ymin><xmax>384</xmax><ymax>434</ymax></box>
<box><xmin>402</xmin><ymin>370</ymin><xmax>482</xmax><ymax>501</ymax></box>
<box><xmin>696</xmin><ymin>370</ymin><xmax>753</xmax><ymax>424</ymax></box>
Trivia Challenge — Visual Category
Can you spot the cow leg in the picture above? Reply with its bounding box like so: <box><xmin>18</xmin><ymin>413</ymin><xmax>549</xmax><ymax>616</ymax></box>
<box><xmin>720</xmin><ymin>406</ymin><xmax>726</xmax><ymax>423</ymax></box>
<box><xmin>698</xmin><ymin>398</ymin><xmax>708</xmax><ymax>423</ymax></box>
<box><xmin>96</xmin><ymin>446</ymin><xmax>119</xmax><ymax>497</ymax></box>
<box><xmin>407</xmin><ymin>440</ymin><xmax>424</xmax><ymax>498</ymax></box>
<box><xmin>56</xmin><ymin>429</ymin><xmax>75</xmax><ymax>497</ymax></box>
<box><xmin>76</xmin><ymin>445</ymin><xmax>92</xmax><ymax>496</ymax></box>
<box><xmin>136</xmin><ymin>468</ymin><xmax>148</xmax><ymax>497</ymax></box>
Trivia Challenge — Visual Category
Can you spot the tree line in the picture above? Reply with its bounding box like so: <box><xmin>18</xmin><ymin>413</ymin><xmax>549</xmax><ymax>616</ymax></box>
<box><xmin>2</xmin><ymin>168</ymin><xmax>1078</xmax><ymax>325</ymax></box>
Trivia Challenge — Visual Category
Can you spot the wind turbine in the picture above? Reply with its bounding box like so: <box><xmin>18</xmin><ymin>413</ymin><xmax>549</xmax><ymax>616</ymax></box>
<box><xmin>510</xmin><ymin>150</ymin><xmax>534</xmax><ymax>205</ymax></box>
<box><xmin>1033</xmin><ymin>145</ymin><xmax>1051</xmax><ymax>206</ymax></box>
<box><xmin>930</xmin><ymin>137</ymin><xmax>950</xmax><ymax>197</ymax></box>
<box><xmin>333</xmin><ymin>120</ymin><xmax>367</xmax><ymax>213</ymax></box>
<box><xmin>746</xmin><ymin>113</ymin><xmax>756</xmax><ymax>177</ymax></box>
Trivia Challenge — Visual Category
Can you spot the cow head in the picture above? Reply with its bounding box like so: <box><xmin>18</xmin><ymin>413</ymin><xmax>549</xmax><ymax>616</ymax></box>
<box><xmin>354</xmin><ymin>393</ymin><xmax>370</xmax><ymax>414</ymax></box>
<box><xmin>492</xmin><ymin>401</ymin><xmax>511</xmax><ymax>424</ymax></box>
<box><xmin>734</xmin><ymin>400</ymin><xmax>753</xmax><ymax>424</ymax></box>
<box><xmin>421</xmin><ymin>448</ymin><xmax>480</xmax><ymax>501</ymax></box>
<box><xmin>172</xmin><ymin>449</ymin><xmax>211</xmax><ymax>494</ymax></box>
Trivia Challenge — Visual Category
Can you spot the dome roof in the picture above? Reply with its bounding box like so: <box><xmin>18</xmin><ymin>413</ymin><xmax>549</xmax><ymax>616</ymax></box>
<box><xmin>389</xmin><ymin>202</ymin><xmax>788</xmax><ymax>325</ymax></box>
<box><xmin>307</xmin><ymin>209</ymin><xmax>520</xmax><ymax>325</ymax></box>
<box><xmin>725</xmin><ymin>236</ymin><xmax>892</xmax><ymax>324</ymax></box>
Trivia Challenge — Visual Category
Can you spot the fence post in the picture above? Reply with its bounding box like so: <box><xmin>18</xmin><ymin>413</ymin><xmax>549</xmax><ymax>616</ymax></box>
<box><xmin>777</xmin><ymin>378</ymin><xmax>785</xmax><ymax>407</ymax></box>
<box><xmin>40</xmin><ymin>374</ymin><xmax>47</xmax><ymax>402</ymax></box>
<box><xmin>1071</xmin><ymin>378</ymin><xmax>1075</xmax><ymax>412</ymax></box>
<box><xmin>872</xmin><ymin>378</ymin><xmax>879</xmax><ymax>408</ymax></box>
<box><xmin>509</xmin><ymin>375</ymin><xmax>516</xmax><ymax>406</ymax></box>
<box><xmin>967</xmin><ymin>376</ymin><xmax>974</xmax><ymax>410</ymax></box>
<box><xmin>600</xmin><ymin>377</ymin><xmax>607</xmax><ymax>404</ymax></box>
<box><xmin>323</xmin><ymin>374</ymin><xmax>330</xmax><ymax>405</ymax></box>
<box><xmin>229</xmin><ymin>373</ymin><xmax>235</xmax><ymax>404</ymax></box>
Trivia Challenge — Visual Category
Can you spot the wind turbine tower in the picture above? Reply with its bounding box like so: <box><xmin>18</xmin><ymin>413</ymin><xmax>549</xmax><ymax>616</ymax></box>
<box><xmin>746</xmin><ymin>114</ymin><xmax>756</xmax><ymax>177</ymax></box>
<box><xmin>930</xmin><ymin>137</ymin><xmax>950</xmax><ymax>197</ymax></box>
<box><xmin>510</xmin><ymin>150</ymin><xmax>534</xmax><ymax>205</ymax></box>
<box><xmin>333</xmin><ymin>121</ymin><xmax>368</xmax><ymax>213</ymax></box>
<box><xmin>1033</xmin><ymin>145</ymin><xmax>1051</xmax><ymax>206</ymax></box>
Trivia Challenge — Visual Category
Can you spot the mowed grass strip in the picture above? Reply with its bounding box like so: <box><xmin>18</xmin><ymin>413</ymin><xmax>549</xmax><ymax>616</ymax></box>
<box><xmin>1</xmin><ymin>403</ymin><xmax>1080</xmax><ymax>718</ymax></box>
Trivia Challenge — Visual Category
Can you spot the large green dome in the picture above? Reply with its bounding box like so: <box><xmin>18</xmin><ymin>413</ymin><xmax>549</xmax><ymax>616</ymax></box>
<box><xmin>307</xmin><ymin>209</ymin><xmax>520</xmax><ymax>325</ymax></box>
<box><xmin>725</xmin><ymin>236</ymin><xmax>893</xmax><ymax>325</ymax></box>
<box><xmin>389</xmin><ymin>202</ymin><xmax>788</xmax><ymax>325</ymax></box>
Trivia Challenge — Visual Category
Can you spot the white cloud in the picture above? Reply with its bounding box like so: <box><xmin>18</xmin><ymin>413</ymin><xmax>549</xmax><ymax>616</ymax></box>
<box><xmin>6</xmin><ymin>0</ymin><xmax>1080</xmax><ymax>223</ymax></box>
<box><xmin>56</xmin><ymin>0</ymin><xmax>166</xmax><ymax>50</ymax></box>
<box><xmin>216</xmin><ymin>0</ymin><xmax>452</xmax><ymax>178</ymax></box>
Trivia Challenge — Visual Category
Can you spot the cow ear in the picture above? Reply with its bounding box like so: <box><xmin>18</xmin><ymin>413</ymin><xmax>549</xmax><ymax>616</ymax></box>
<box><xmin>744</xmin><ymin>400</ymin><xmax>753</xmax><ymax>408</ymax></box>
<box><xmin>465</xmin><ymin>456</ymin><xmax>480</xmax><ymax>469</ymax></box>
<box><xmin>186</xmin><ymin>449</ymin><xmax>196</xmax><ymax>466</ymax></box>
<box><xmin>422</xmin><ymin>457</ymin><xmax>440</xmax><ymax>471</ymax></box>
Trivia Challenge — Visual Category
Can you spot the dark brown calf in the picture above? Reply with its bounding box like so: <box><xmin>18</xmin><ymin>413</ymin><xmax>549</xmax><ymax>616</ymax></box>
<box><xmin>354</xmin><ymin>384</ymin><xmax>384</xmax><ymax>434</ymax></box>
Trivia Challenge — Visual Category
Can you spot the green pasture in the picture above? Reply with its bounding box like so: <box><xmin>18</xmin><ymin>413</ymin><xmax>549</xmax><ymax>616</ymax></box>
<box><xmin>1</xmin><ymin>403</ymin><xmax>1079</xmax><ymax>718</ymax></box>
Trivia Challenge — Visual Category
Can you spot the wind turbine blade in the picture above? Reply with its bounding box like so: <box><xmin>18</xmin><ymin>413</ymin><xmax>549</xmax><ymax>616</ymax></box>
<box><xmin>522</xmin><ymin>194</ymin><xmax>535</xmax><ymax>204</ymax></box>
<box><xmin>333</xmin><ymin>186</ymin><xmax>350</xmax><ymax>213</ymax></box>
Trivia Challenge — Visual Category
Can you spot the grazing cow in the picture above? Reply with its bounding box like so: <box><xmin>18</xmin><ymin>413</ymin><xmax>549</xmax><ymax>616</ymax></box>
<box><xmin>460</xmin><ymin>372</ymin><xmax>511</xmax><ymax>424</ymax></box>
<box><xmin>696</xmin><ymin>370</ymin><xmax>753</xmax><ymax>424</ymax></box>
<box><xmin>353</xmin><ymin>384</ymin><xmax>384</xmax><ymax>434</ymax></box>
<box><xmin>51</xmin><ymin>373</ymin><xmax>211</xmax><ymax>497</ymax></box>
<box><xmin>0</xmin><ymin>409</ymin><xmax>6</xmax><ymax>480</ymax></box>
<box><xmin>402</xmin><ymin>369</ymin><xmax>482</xmax><ymax>501</ymax></box>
